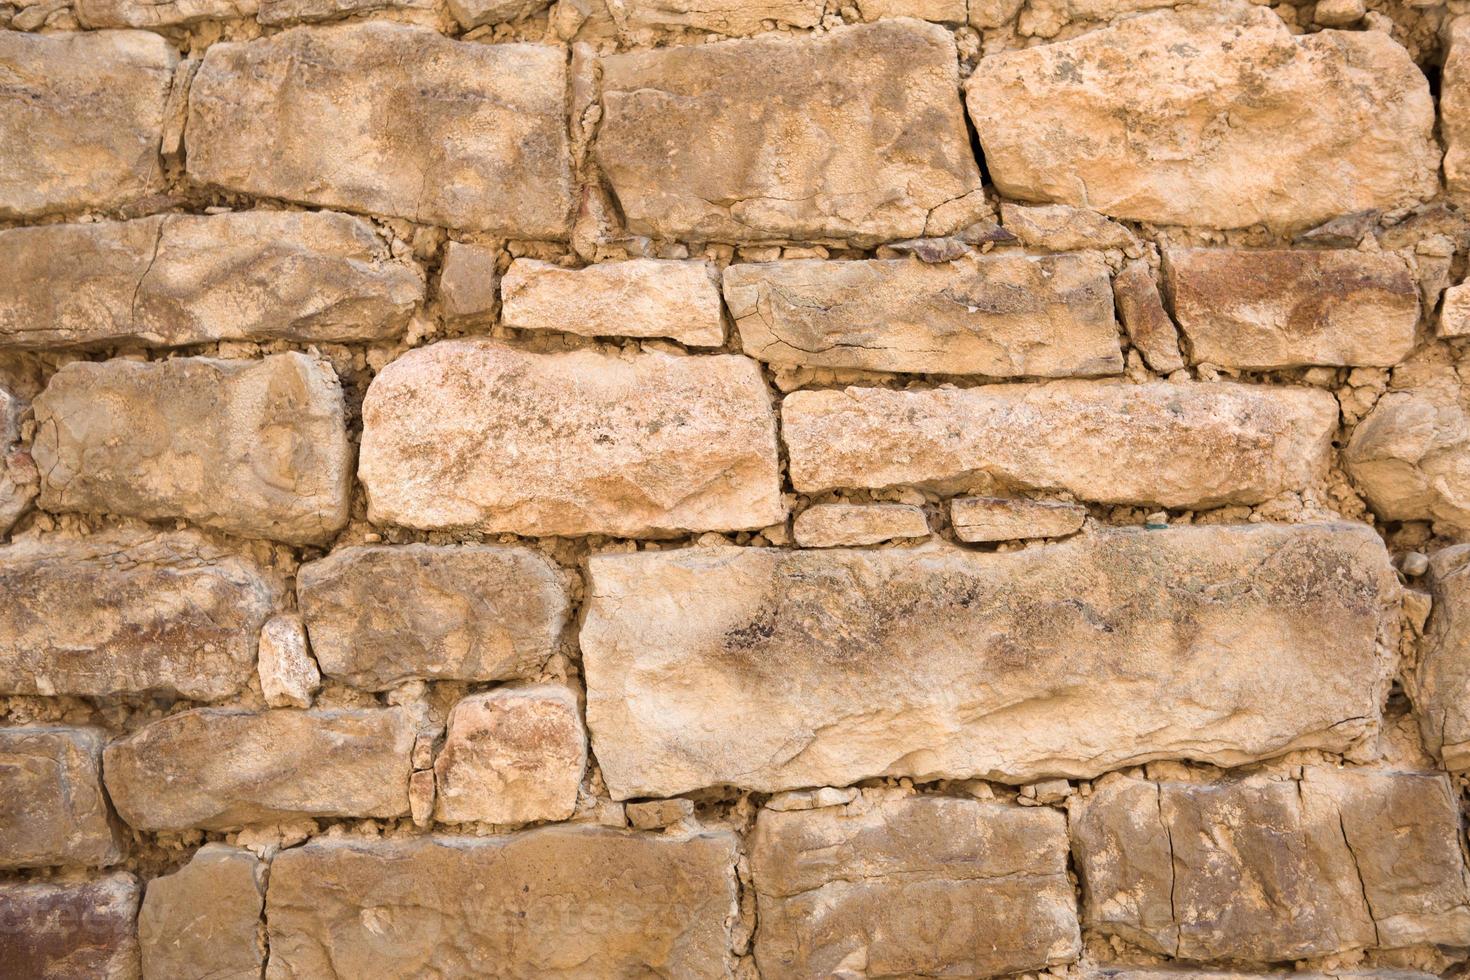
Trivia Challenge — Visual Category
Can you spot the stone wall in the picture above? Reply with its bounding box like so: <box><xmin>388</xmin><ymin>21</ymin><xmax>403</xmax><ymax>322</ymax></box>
<box><xmin>1</xmin><ymin>0</ymin><xmax>1469</xmax><ymax>976</ymax></box>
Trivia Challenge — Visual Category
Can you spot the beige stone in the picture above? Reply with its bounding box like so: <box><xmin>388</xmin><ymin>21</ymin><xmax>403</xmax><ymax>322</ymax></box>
<box><xmin>360</xmin><ymin>341</ymin><xmax>783</xmax><ymax>537</ymax></box>
<box><xmin>0</xmin><ymin>212</ymin><xmax>423</xmax><ymax>349</ymax></box>
<box><xmin>0</xmin><ymin>530</ymin><xmax>278</xmax><ymax>700</ymax></box>
<box><xmin>265</xmin><ymin>828</ymin><xmax>739</xmax><ymax>977</ymax></box>
<box><xmin>187</xmin><ymin>23</ymin><xmax>573</xmax><ymax>237</ymax></box>
<box><xmin>33</xmin><ymin>353</ymin><xmax>352</xmax><ymax>546</ymax></box>
<box><xmin>966</xmin><ymin>3</ymin><xmax>1438</xmax><ymax>231</ymax></box>
<box><xmin>447</xmin><ymin>0</ymin><xmax>546</xmax><ymax>28</ymax></box>
<box><xmin>503</xmin><ymin>259</ymin><xmax>725</xmax><ymax>347</ymax></box>
<box><xmin>257</xmin><ymin>614</ymin><xmax>319</xmax><ymax>709</ymax></box>
<box><xmin>951</xmin><ymin>496</ymin><xmax>1086</xmax><ymax>542</ymax></box>
<box><xmin>0</xmin><ymin>388</ymin><xmax>37</xmax><ymax>535</ymax></box>
<box><xmin>1084</xmin><ymin>972</ymin><xmax>1435</xmax><ymax>980</ymax></box>
<box><xmin>783</xmin><ymin>381</ymin><xmax>1338</xmax><ymax>507</ymax></box>
<box><xmin>792</xmin><ymin>502</ymin><xmax>928</xmax><ymax>547</ymax></box>
<box><xmin>1444</xmin><ymin>18</ymin><xmax>1470</xmax><ymax>208</ymax></box>
<box><xmin>0</xmin><ymin>727</ymin><xmax>126</xmax><ymax>869</ymax></box>
<box><xmin>617</xmin><ymin>0</ymin><xmax>822</xmax><ymax>34</ymax></box>
<box><xmin>1017</xmin><ymin>0</ymin><xmax>1172</xmax><ymax>35</ymax></box>
<box><xmin>76</xmin><ymin>0</ymin><xmax>254</xmax><ymax>27</ymax></box>
<box><xmin>766</xmin><ymin>786</ymin><xmax>858</xmax><ymax>811</ymax></box>
<box><xmin>857</xmin><ymin>0</ymin><xmax>966</xmax><ymax>21</ymax></box>
<box><xmin>969</xmin><ymin>0</ymin><xmax>1022</xmax><ymax>27</ymax></box>
<box><xmin>725</xmin><ymin>253</ymin><xmax>1121</xmax><ymax>377</ymax></box>
<box><xmin>0</xmin><ymin>31</ymin><xmax>174</xmax><ymax>220</ymax></box>
<box><xmin>438</xmin><ymin>241</ymin><xmax>501</xmax><ymax>325</ymax></box>
<box><xmin>581</xmin><ymin>524</ymin><xmax>1397</xmax><ymax>798</ymax></box>
<box><xmin>1114</xmin><ymin>260</ymin><xmax>1185</xmax><ymax>374</ymax></box>
<box><xmin>103</xmin><ymin>707</ymin><xmax>415</xmax><ymax>831</ymax></box>
<box><xmin>139</xmin><ymin>845</ymin><xmax>265</xmax><ymax>980</ymax></box>
<box><xmin>259</xmin><ymin>0</ymin><xmax>432</xmax><ymax>23</ymax></box>
<box><xmin>1000</xmin><ymin>203</ymin><xmax>1136</xmax><ymax>251</ymax></box>
<box><xmin>598</xmin><ymin>20</ymin><xmax>982</xmax><ymax>244</ymax></box>
<box><xmin>434</xmin><ymin>686</ymin><xmax>586</xmax><ymax>825</ymax></box>
<box><xmin>409</xmin><ymin>769</ymin><xmax>435</xmax><ymax>828</ymax></box>
<box><xmin>752</xmin><ymin>797</ymin><xmax>1079</xmax><ymax>978</ymax></box>
<box><xmin>0</xmin><ymin>874</ymin><xmax>141</xmax><ymax>980</ymax></box>
<box><xmin>1440</xmin><ymin>281</ymin><xmax>1470</xmax><ymax>338</ymax></box>
<box><xmin>626</xmin><ymin>798</ymin><xmax>695</xmax><ymax>829</ymax></box>
<box><xmin>298</xmin><ymin>544</ymin><xmax>570</xmax><ymax>690</ymax></box>
<box><xmin>1411</xmin><ymin>545</ymin><xmax>1470</xmax><ymax>769</ymax></box>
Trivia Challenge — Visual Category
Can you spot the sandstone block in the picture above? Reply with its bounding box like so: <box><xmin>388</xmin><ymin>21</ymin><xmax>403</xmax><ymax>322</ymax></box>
<box><xmin>139</xmin><ymin>845</ymin><xmax>265</xmax><ymax>980</ymax></box>
<box><xmin>1000</xmin><ymin>203</ymin><xmax>1136</xmax><ymax>251</ymax></box>
<box><xmin>103</xmin><ymin>707</ymin><xmax>415</xmax><ymax>831</ymax></box>
<box><xmin>725</xmin><ymin>253</ymin><xmax>1121</xmax><ymax>377</ymax></box>
<box><xmin>752</xmin><ymin>796</ymin><xmax>1079</xmax><ymax>978</ymax></box>
<box><xmin>951</xmin><ymin>496</ymin><xmax>1086</xmax><ymax>542</ymax></box>
<box><xmin>783</xmin><ymin>381</ymin><xmax>1338</xmax><ymax>507</ymax></box>
<box><xmin>0</xmin><ymin>30</ymin><xmax>174</xmax><ymax>219</ymax></box>
<box><xmin>503</xmin><ymin>259</ymin><xmax>725</xmax><ymax>347</ymax></box>
<box><xmin>1440</xmin><ymin>281</ymin><xmax>1470</xmax><ymax>338</ymax></box>
<box><xmin>1411</xmin><ymin>545</ymin><xmax>1470</xmax><ymax>769</ymax></box>
<box><xmin>76</xmin><ymin>0</ymin><xmax>254</xmax><ymax>27</ymax></box>
<box><xmin>265</xmin><ymin>828</ymin><xmax>738</xmax><ymax>977</ymax></box>
<box><xmin>33</xmin><ymin>353</ymin><xmax>352</xmax><ymax>546</ymax></box>
<box><xmin>617</xmin><ymin>0</ymin><xmax>822</xmax><ymax>33</ymax></box>
<box><xmin>259</xmin><ymin>0</ymin><xmax>432</xmax><ymax>24</ymax></box>
<box><xmin>187</xmin><ymin>23</ymin><xmax>573</xmax><ymax>237</ymax></box>
<box><xmin>360</xmin><ymin>341</ymin><xmax>783</xmax><ymax>537</ymax></box>
<box><xmin>257</xmin><ymin>614</ymin><xmax>319</xmax><ymax>709</ymax></box>
<box><xmin>858</xmin><ymin>0</ymin><xmax>966</xmax><ymax>21</ymax></box>
<box><xmin>1113</xmin><ymin>260</ymin><xmax>1184</xmax><ymax>374</ymax></box>
<box><xmin>438</xmin><ymin>242</ymin><xmax>501</xmax><ymax>325</ymax></box>
<box><xmin>0</xmin><ymin>212</ymin><xmax>423</xmax><ymax>349</ymax></box>
<box><xmin>447</xmin><ymin>0</ymin><xmax>546</xmax><ymax>28</ymax></box>
<box><xmin>0</xmin><ymin>874</ymin><xmax>141</xmax><ymax>980</ymax></box>
<box><xmin>1444</xmin><ymin>18</ymin><xmax>1470</xmax><ymax>207</ymax></box>
<box><xmin>0</xmin><ymin>727</ymin><xmax>126</xmax><ymax>869</ymax></box>
<box><xmin>965</xmin><ymin>3</ymin><xmax>1438</xmax><ymax>231</ymax></box>
<box><xmin>626</xmin><ymin>798</ymin><xmax>695</xmax><ymax>829</ymax></box>
<box><xmin>1163</xmin><ymin>248</ymin><xmax>1419</xmax><ymax>369</ymax></box>
<box><xmin>792</xmin><ymin>502</ymin><xmax>928</xmax><ymax>547</ymax></box>
<box><xmin>297</xmin><ymin>544</ymin><xmax>570</xmax><ymax>690</ymax></box>
<box><xmin>0</xmin><ymin>530</ymin><xmax>278</xmax><ymax>700</ymax></box>
<box><xmin>581</xmin><ymin>523</ymin><xmax>1397</xmax><ymax>798</ymax></box>
<box><xmin>597</xmin><ymin>20</ymin><xmax>982</xmax><ymax>244</ymax></box>
<box><xmin>434</xmin><ymin>686</ymin><xmax>586</xmax><ymax>825</ymax></box>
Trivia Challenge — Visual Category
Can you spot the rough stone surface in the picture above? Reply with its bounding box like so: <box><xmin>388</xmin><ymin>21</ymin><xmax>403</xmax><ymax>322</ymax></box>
<box><xmin>597</xmin><ymin>20</ymin><xmax>982</xmax><ymax>244</ymax></box>
<box><xmin>951</xmin><ymin>496</ymin><xmax>1087</xmax><ymax>542</ymax></box>
<box><xmin>581</xmin><ymin>523</ymin><xmax>1397</xmax><ymax>798</ymax></box>
<box><xmin>33</xmin><ymin>353</ymin><xmax>352</xmax><ymax>546</ymax></box>
<box><xmin>1441</xmin><ymin>281</ymin><xmax>1470</xmax><ymax>338</ymax></box>
<box><xmin>792</xmin><ymin>502</ymin><xmax>929</xmax><ymax>547</ymax></box>
<box><xmin>76</xmin><ymin>0</ymin><xmax>254</xmax><ymax>27</ymax></box>
<box><xmin>626</xmin><ymin>797</ymin><xmax>695</xmax><ymax>829</ymax></box>
<box><xmin>858</xmin><ymin>0</ymin><xmax>966</xmax><ymax>21</ymax></box>
<box><xmin>103</xmin><ymin>707</ymin><xmax>415</xmax><ymax>831</ymax></box>
<box><xmin>1412</xmin><ymin>545</ymin><xmax>1470</xmax><ymax>769</ymax></box>
<box><xmin>0</xmin><ymin>727</ymin><xmax>126</xmax><ymax>869</ymax></box>
<box><xmin>724</xmin><ymin>253</ymin><xmax>1122</xmax><ymax>376</ymax></box>
<box><xmin>502</xmin><ymin>259</ymin><xmax>725</xmax><ymax>347</ymax></box>
<box><xmin>751</xmin><ymin>796</ymin><xmax>1080</xmax><ymax>978</ymax></box>
<box><xmin>0</xmin><ymin>30</ymin><xmax>175</xmax><ymax>220</ymax></box>
<box><xmin>618</xmin><ymin>0</ymin><xmax>821</xmax><ymax>32</ymax></box>
<box><xmin>1445</xmin><ymin>17</ymin><xmax>1470</xmax><ymax>207</ymax></box>
<box><xmin>138</xmin><ymin>844</ymin><xmax>265</xmax><ymax>980</ymax></box>
<box><xmin>0</xmin><ymin>388</ymin><xmax>37</xmax><ymax>535</ymax></box>
<box><xmin>359</xmin><ymin>341</ymin><xmax>783</xmax><ymax>537</ymax></box>
<box><xmin>257</xmin><ymin>614</ymin><xmax>319</xmax><ymax>709</ymax></box>
<box><xmin>264</xmin><ymin>828</ymin><xmax>739</xmax><ymax>977</ymax></box>
<box><xmin>1114</xmin><ymin>260</ymin><xmax>1185</xmax><ymax>374</ymax></box>
<box><xmin>297</xmin><ymin>544</ymin><xmax>570</xmax><ymax>690</ymax></box>
<box><xmin>438</xmin><ymin>241</ymin><xmax>501</xmax><ymax>325</ymax></box>
<box><xmin>0</xmin><ymin>874</ymin><xmax>141</xmax><ymax>980</ymax></box>
<box><xmin>783</xmin><ymin>381</ymin><xmax>1338</xmax><ymax>506</ymax></box>
<box><xmin>0</xmin><ymin>212</ymin><xmax>423</xmax><ymax>349</ymax></box>
<box><xmin>259</xmin><ymin>0</ymin><xmax>431</xmax><ymax>24</ymax></box>
<box><xmin>0</xmin><ymin>530</ymin><xmax>278</xmax><ymax>700</ymax></box>
<box><xmin>446</xmin><ymin>0</ymin><xmax>545</xmax><ymax>28</ymax></box>
<box><xmin>1000</xmin><ymin>203</ymin><xmax>1136</xmax><ymax>251</ymax></box>
<box><xmin>187</xmin><ymin>23</ymin><xmax>573</xmax><ymax>236</ymax></box>
<box><xmin>434</xmin><ymin>685</ymin><xmax>586</xmax><ymax>825</ymax></box>
<box><xmin>965</xmin><ymin>3</ymin><xmax>1439</xmax><ymax>231</ymax></box>
<box><xmin>1163</xmin><ymin>248</ymin><xmax>1419</xmax><ymax>369</ymax></box>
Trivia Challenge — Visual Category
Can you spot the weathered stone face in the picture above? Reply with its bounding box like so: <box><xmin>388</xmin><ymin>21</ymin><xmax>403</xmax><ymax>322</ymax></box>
<box><xmin>751</xmin><ymin>796</ymin><xmax>1080</xmax><ymax>978</ymax></box>
<box><xmin>264</xmin><ymin>828</ymin><xmax>739</xmax><ymax>977</ymax></box>
<box><xmin>965</xmin><ymin>3</ymin><xmax>1438</xmax><ymax>231</ymax></box>
<box><xmin>257</xmin><ymin>614</ymin><xmax>319</xmax><ymax>709</ymax></box>
<box><xmin>103</xmin><ymin>707</ymin><xmax>415</xmax><ymax>831</ymax></box>
<box><xmin>446</xmin><ymin>0</ymin><xmax>546</xmax><ymax>29</ymax></box>
<box><xmin>725</xmin><ymin>253</ymin><xmax>1121</xmax><ymax>376</ymax></box>
<box><xmin>259</xmin><ymin>0</ymin><xmax>432</xmax><ymax>24</ymax></box>
<box><xmin>0</xmin><ymin>727</ymin><xmax>126</xmax><ymax>870</ymax></box>
<box><xmin>0</xmin><ymin>530</ymin><xmax>278</xmax><ymax>700</ymax></box>
<box><xmin>138</xmin><ymin>845</ymin><xmax>265</xmax><ymax>980</ymax></box>
<box><xmin>502</xmin><ymin>259</ymin><xmax>725</xmax><ymax>347</ymax></box>
<box><xmin>0</xmin><ymin>387</ymin><xmax>37</xmax><ymax>536</ymax></box>
<box><xmin>438</xmin><ymin>242</ymin><xmax>501</xmax><ymax>325</ymax></box>
<box><xmin>76</xmin><ymin>0</ymin><xmax>254</xmax><ymax>27</ymax></box>
<box><xmin>1000</xmin><ymin>203</ymin><xmax>1136</xmax><ymax>251</ymax></box>
<box><xmin>1113</xmin><ymin>260</ymin><xmax>1184</xmax><ymax>374</ymax></box>
<box><xmin>359</xmin><ymin>341</ymin><xmax>784</xmax><ymax>537</ymax></box>
<box><xmin>0</xmin><ymin>30</ymin><xmax>175</xmax><ymax>220</ymax></box>
<box><xmin>783</xmin><ymin>381</ymin><xmax>1338</xmax><ymax>507</ymax></box>
<box><xmin>33</xmin><ymin>353</ymin><xmax>352</xmax><ymax>546</ymax></box>
<box><xmin>1444</xmin><ymin>17</ymin><xmax>1470</xmax><ymax>208</ymax></box>
<box><xmin>792</xmin><ymin>502</ymin><xmax>929</xmax><ymax>548</ymax></box>
<box><xmin>582</xmin><ymin>524</ymin><xmax>1397</xmax><ymax>798</ymax></box>
<box><xmin>619</xmin><ymin>0</ymin><xmax>822</xmax><ymax>33</ymax></box>
<box><xmin>597</xmin><ymin>20</ymin><xmax>982</xmax><ymax>244</ymax></box>
<box><xmin>1163</xmin><ymin>249</ymin><xmax>1419</xmax><ymax>369</ymax></box>
<box><xmin>1411</xmin><ymin>546</ymin><xmax>1470</xmax><ymax>770</ymax></box>
<box><xmin>0</xmin><ymin>874</ymin><xmax>141</xmax><ymax>980</ymax></box>
<box><xmin>950</xmin><ymin>495</ymin><xmax>1086</xmax><ymax>542</ymax></box>
<box><xmin>0</xmin><ymin>212</ymin><xmax>423</xmax><ymax>349</ymax></box>
<box><xmin>187</xmin><ymin>23</ymin><xmax>573</xmax><ymax>237</ymax></box>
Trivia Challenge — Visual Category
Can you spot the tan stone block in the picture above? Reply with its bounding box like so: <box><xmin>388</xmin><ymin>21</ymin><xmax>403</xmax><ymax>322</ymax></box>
<box><xmin>0</xmin><ymin>874</ymin><xmax>141</xmax><ymax>980</ymax></box>
<box><xmin>503</xmin><ymin>259</ymin><xmax>725</xmax><ymax>347</ymax></box>
<box><xmin>1411</xmin><ymin>545</ymin><xmax>1470</xmax><ymax>769</ymax></box>
<box><xmin>857</xmin><ymin>0</ymin><xmax>966</xmax><ymax>21</ymax></box>
<box><xmin>258</xmin><ymin>0</ymin><xmax>432</xmax><ymax>24</ymax></box>
<box><xmin>138</xmin><ymin>845</ymin><xmax>265</xmax><ymax>980</ymax></box>
<box><xmin>950</xmin><ymin>496</ymin><xmax>1086</xmax><ymax>542</ymax></box>
<box><xmin>626</xmin><ymin>798</ymin><xmax>695</xmax><ymax>829</ymax></box>
<box><xmin>438</xmin><ymin>241</ymin><xmax>501</xmax><ymax>325</ymax></box>
<box><xmin>0</xmin><ymin>387</ymin><xmax>37</xmax><ymax>535</ymax></box>
<box><xmin>0</xmin><ymin>727</ymin><xmax>126</xmax><ymax>869</ymax></box>
<box><xmin>76</xmin><ymin>0</ymin><xmax>254</xmax><ymax>27</ymax></box>
<box><xmin>792</xmin><ymin>502</ymin><xmax>928</xmax><ymax>548</ymax></box>
<box><xmin>1439</xmin><ymin>281</ymin><xmax>1470</xmax><ymax>338</ymax></box>
<box><xmin>446</xmin><ymin>0</ymin><xmax>546</xmax><ymax>28</ymax></box>
<box><xmin>1000</xmin><ymin>202</ymin><xmax>1136</xmax><ymax>251</ymax></box>
<box><xmin>257</xmin><ymin>614</ymin><xmax>319</xmax><ymax>709</ymax></box>
<box><xmin>617</xmin><ymin>0</ymin><xmax>822</xmax><ymax>33</ymax></box>
<box><xmin>1113</xmin><ymin>260</ymin><xmax>1185</xmax><ymax>374</ymax></box>
<box><xmin>1444</xmin><ymin>17</ymin><xmax>1470</xmax><ymax>208</ymax></box>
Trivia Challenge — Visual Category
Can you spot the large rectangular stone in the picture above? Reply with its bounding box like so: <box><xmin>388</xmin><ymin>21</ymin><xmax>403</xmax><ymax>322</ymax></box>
<box><xmin>359</xmin><ymin>341</ymin><xmax>783</xmax><ymax>537</ymax></box>
<box><xmin>724</xmin><ymin>253</ymin><xmax>1121</xmax><ymax>376</ymax></box>
<box><xmin>0</xmin><ymin>874</ymin><xmax>140</xmax><ymax>980</ymax></box>
<box><xmin>264</xmin><ymin>828</ymin><xmax>738</xmax><ymax>977</ymax></box>
<box><xmin>751</xmin><ymin>797</ymin><xmax>1079</xmax><ymax>978</ymax></box>
<box><xmin>139</xmin><ymin>845</ymin><xmax>266</xmax><ymax>980</ymax></box>
<box><xmin>619</xmin><ymin>0</ymin><xmax>822</xmax><ymax>33</ymax></box>
<box><xmin>76</xmin><ymin>0</ymin><xmax>254</xmax><ymax>27</ymax></box>
<box><xmin>0</xmin><ymin>212</ymin><xmax>423</xmax><ymax>349</ymax></box>
<box><xmin>0</xmin><ymin>530</ymin><xmax>278</xmax><ymax>700</ymax></box>
<box><xmin>103</xmin><ymin>707</ymin><xmax>415</xmax><ymax>831</ymax></box>
<box><xmin>581</xmin><ymin>523</ymin><xmax>1397</xmax><ymax>798</ymax></box>
<box><xmin>186</xmin><ymin>23</ymin><xmax>572</xmax><ymax>236</ymax></box>
<box><xmin>0</xmin><ymin>727</ymin><xmax>126</xmax><ymax>869</ymax></box>
<box><xmin>33</xmin><ymin>353</ymin><xmax>352</xmax><ymax>545</ymax></box>
<box><xmin>597</xmin><ymin>19</ymin><xmax>982</xmax><ymax>244</ymax></box>
<box><xmin>502</xmin><ymin>259</ymin><xmax>725</xmax><ymax>347</ymax></box>
<box><xmin>782</xmin><ymin>380</ymin><xmax>1338</xmax><ymax>507</ymax></box>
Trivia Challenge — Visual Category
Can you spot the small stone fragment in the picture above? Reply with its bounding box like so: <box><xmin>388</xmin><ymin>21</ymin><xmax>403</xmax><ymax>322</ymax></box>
<box><xmin>1443</xmin><ymin>17</ymin><xmax>1470</xmax><ymax>208</ymax></box>
<box><xmin>1029</xmin><ymin>778</ymin><xmax>1071</xmax><ymax>804</ymax></box>
<box><xmin>409</xmin><ymin>769</ymin><xmax>435</xmax><ymax>828</ymax></box>
<box><xmin>257</xmin><ymin>614</ymin><xmax>319</xmax><ymax>709</ymax></box>
<box><xmin>1411</xmin><ymin>546</ymin><xmax>1470</xmax><ymax>769</ymax></box>
<box><xmin>0</xmin><ymin>727</ymin><xmax>127</xmax><ymax>869</ymax></box>
<box><xmin>950</xmin><ymin>496</ymin><xmax>1086</xmax><ymax>542</ymax></box>
<box><xmin>0</xmin><ymin>388</ymin><xmax>37</xmax><ymax>535</ymax></box>
<box><xmin>626</xmin><ymin>798</ymin><xmax>695</xmax><ymax>830</ymax></box>
<box><xmin>76</xmin><ymin>0</ymin><xmax>254</xmax><ymax>26</ymax></box>
<box><xmin>617</xmin><ymin>0</ymin><xmax>822</xmax><ymax>36</ymax></box>
<box><xmin>438</xmin><ymin>241</ymin><xmax>501</xmax><ymax>325</ymax></box>
<box><xmin>446</xmin><ymin>0</ymin><xmax>546</xmax><ymax>28</ymax></box>
<box><xmin>856</xmin><ymin>0</ymin><xmax>966</xmax><ymax>21</ymax></box>
<box><xmin>765</xmin><ymin>786</ymin><xmax>859</xmax><ymax>811</ymax></box>
<box><xmin>792</xmin><ymin>503</ymin><xmax>928</xmax><ymax>548</ymax></box>
<box><xmin>138</xmin><ymin>844</ymin><xmax>265</xmax><ymax>980</ymax></box>
<box><xmin>0</xmin><ymin>874</ymin><xmax>141</xmax><ymax>980</ymax></box>
<box><xmin>1440</xmin><ymin>281</ymin><xmax>1470</xmax><ymax>338</ymax></box>
<box><xmin>1113</xmin><ymin>260</ymin><xmax>1185</xmax><ymax>373</ymax></box>
<box><xmin>502</xmin><ymin>259</ymin><xmax>724</xmax><ymax>347</ymax></box>
<box><xmin>259</xmin><ymin>0</ymin><xmax>432</xmax><ymax>23</ymax></box>
<box><xmin>1000</xmin><ymin>202</ymin><xmax>1136</xmax><ymax>251</ymax></box>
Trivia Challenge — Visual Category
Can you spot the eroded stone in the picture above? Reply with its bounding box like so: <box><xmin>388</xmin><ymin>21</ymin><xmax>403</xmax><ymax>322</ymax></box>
<box><xmin>259</xmin><ymin>0</ymin><xmax>432</xmax><ymax>24</ymax></box>
<box><xmin>792</xmin><ymin>502</ymin><xmax>928</xmax><ymax>547</ymax></box>
<box><xmin>76</xmin><ymin>0</ymin><xmax>254</xmax><ymax>27</ymax></box>
<box><xmin>1411</xmin><ymin>545</ymin><xmax>1470</xmax><ymax>769</ymax></box>
<box><xmin>1114</xmin><ymin>260</ymin><xmax>1185</xmax><ymax>374</ymax></box>
<box><xmin>1441</xmin><ymin>282</ymin><xmax>1470</xmax><ymax>339</ymax></box>
<box><xmin>0</xmin><ymin>727</ymin><xmax>126</xmax><ymax>869</ymax></box>
<box><xmin>0</xmin><ymin>874</ymin><xmax>140</xmax><ymax>980</ymax></box>
<box><xmin>1000</xmin><ymin>203</ymin><xmax>1136</xmax><ymax>251</ymax></box>
<box><xmin>617</xmin><ymin>0</ymin><xmax>821</xmax><ymax>32</ymax></box>
<box><xmin>0</xmin><ymin>388</ymin><xmax>37</xmax><ymax>535</ymax></box>
<box><xmin>503</xmin><ymin>259</ymin><xmax>724</xmax><ymax>347</ymax></box>
<box><xmin>139</xmin><ymin>844</ymin><xmax>265</xmax><ymax>980</ymax></box>
<box><xmin>1444</xmin><ymin>17</ymin><xmax>1470</xmax><ymax>208</ymax></box>
<box><xmin>950</xmin><ymin>496</ymin><xmax>1086</xmax><ymax>542</ymax></box>
<box><xmin>258</xmin><ymin>614</ymin><xmax>319</xmax><ymax>709</ymax></box>
<box><xmin>447</xmin><ymin>0</ymin><xmax>546</xmax><ymax>28</ymax></box>
<box><xmin>438</xmin><ymin>241</ymin><xmax>501</xmax><ymax>325</ymax></box>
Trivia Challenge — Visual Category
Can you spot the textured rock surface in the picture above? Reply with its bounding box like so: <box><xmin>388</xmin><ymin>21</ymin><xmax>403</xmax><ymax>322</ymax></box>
<box><xmin>724</xmin><ymin>253</ymin><xmax>1121</xmax><ymax>376</ymax></box>
<box><xmin>446</xmin><ymin>0</ymin><xmax>545</xmax><ymax>29</ymax></box>
<box><xmin>298</xmin><ymin>544</ymin><xmax>568</xmax><ymax>690</ymax></box>
<box><xmin>1445</xmin><ymin>17</ymin><xmax>1470</xmax><ymax>207</ymax></box>
<box><xmin>783</xmin><ymin>381</ymin><xmax>1338</xmax><ymax>506</ymax></box>
<box><xmin>360</xmin><ymin>341</ymin><xmax>783</xmax><ymax>537</ymax></box>
<box><xmin>75</xmin><ymin>0</ymin><xmax>254</xmax><ymax>26</ymax></box>
<box><xmin>597</xmin><ymin>19</ymin><xmax>982</xmax><ymax>244</ymax></box>
<box><xmin>582</xmin><ymin>524</ymin><xmax>1397</xmax><ymax>798</ymax></box>
<box><xmin>1441</xmin><ymin>281</ymin><xmax>1470</xmax><ymax>338</ymax></box>
<box><xmin>751</xmin><ymin>796</ymin><xmax>1080</xmax><ymax>978</ymax></box>
<box><xmin>33</xmin><ymin>353</ymin><xmax>351</xmax><ymax>545</ymax></box>
<box><xmin>0</xmin><ymin>388</ymin><xmax>37</xmax><ymax>536</ymax></box>
<box><xmin>951</xmin><ymin>495</ymin><xmax>1087</xmax><ymax>542</ymax></box>
<box><xmin>792</xmin><ymin>502</ymin><xmax>928</xmax><ymax>547</ymax></box>
<box><xmin>259</xmin><ymin>0</ymin><xmax>432</xmax><ymax>24</ymax></box>
<box><xmin>1412</xmin><ymin>545</ymin><xmax>1470</xmax><ymax>769</ymax></box>
<box><xmin>265</xmin><ymin>828</ymin><xmax>739</xmax><ymax>977</ymax></box>
<box><xmin>618</xmin><ymin>0</ymin><xmax>822</xmax><ymax>33</ymax></box>
<box><xmin>257</xmin><ymin>614</ymin><xmax>319</xmax><ymax>709</ymax></box>
<box><xmin>187</xmin><ymin>23</ymin><xmax>573</xmax><ymax>236</ymax></box>
<box><xmin>438</xmin><ymin>242</ymin><xmax>501</xmax><ymax>324</ymax></box>
<box><xmin>138</xmin><ymin>845</ymin><xmax>265</xmax><ymax>980</ymax></box>
<box><xmin>965</xmin><ymin>2</ymin><xmax>1438</xmax><ymax>230</ymax></box>
<box><xmin>0</xmin><ymin>874</ymin><xmax>141</xmax><ymax>980</ymax></box>
<box><xmin>502</xmin><ymin>259</ymin><xmax>725</xmax><ymax>347</ymax></box>
<box><xmin>0</xmin><ymin>727</ymin><xmax>125</xmax><ymax>869</ymax></box>
<box><xmin>0</xmin><ymin>530</ymin><xmax>277</xmax><ymax>699</ymax></box>
<box><xmin>103</xmin><ymin>708</ymin><xmax>415</xmax><ymax>831</ymax></box>
<box><xmin>0</xmin><ymin>212</ymin><xmax>422</xmax><ymax>349</ymax></box>
<box><xmin>1000</xmin><ymin>203</ymin><xmax>1136</xmax><ymax>251</ymax></box>
<box><xmin>1113</xmin><ymin>260</ymin><xmax>1185</xmax><ymax>374</ymax></box>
